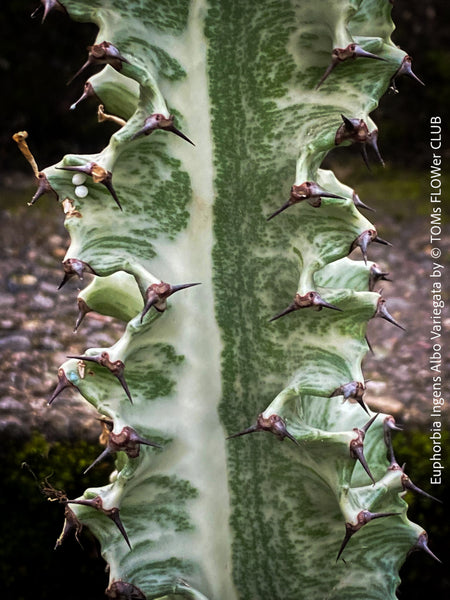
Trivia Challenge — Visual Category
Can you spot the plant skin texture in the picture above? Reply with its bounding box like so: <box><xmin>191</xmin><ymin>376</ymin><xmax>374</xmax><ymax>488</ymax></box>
<box><xmin>17</xmin><ymin>1</ymin><xmax>439</xmax><ymax>599</ymax></box>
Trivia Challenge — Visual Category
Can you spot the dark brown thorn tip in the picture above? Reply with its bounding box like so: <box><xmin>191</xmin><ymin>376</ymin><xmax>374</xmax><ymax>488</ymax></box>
<box><xmin>352</xmin><ymin>191</ymin><xmax>375</xmax><ymax>212</ymax></box>
<box><xmin>140</xmin><ymin>281</ymin><xmax>201</xmax><ymax>322</ymax></box>
<box><xmin>335</xmin><ymin>116</ymin><xmax>383</xmax><ymax>168</ymax></box>
<box><xmin>67</xmin><ymin>351</ymin><xmax>133</xmax><ymax>403</ymax></box>
<box><xmin>329</xmin><ymin>380</ymin><xmax>365</xmax><ymax>400</ymax></box>
<box><xmin>67</xmin><ymin>496</ymin><xmax>131</xmax><ymax>549</ymax></box>
<box><xmin>106</xmin><ymin>507</ymin><xmax>132</xmax><ymax>549</ymax></box>
<box><xmin>369</xmin><ymin>264</ymin><xmax>391</xmax><ymax>291</ymax></box>
<box><xmin>29</xmin><ymin>172</ymin><xmax>59</xmax><ymax>205</ymax></box>
<box><xmin>227</xmin><ymin>413</ymin><xmax>299</xmax><ymax>446</ymax></box>
<box><xmin>74</xmin><ymin>298</ymin><xmax>91</xmax><ymax>332</ymax></box>
<box><xmin>70</xmin><ymin>82</ymin><xmax>98</xmax><ymax>111</ymax></box>
<box><xmin>360</xmin><ymin>143</ymin><xmax>372</xmax><ymax>172</ymax></box>
<box><xmin>267</xmin><ymin>200</ymin><xmax>292</xmax><ymax>221</ymax></box>
<box><xmin>67</xmin><ymin>41</ymin><xmax>129</xmax><ymax>86</ymax></box>
<box><xmin>56</xmin><ymin>163</ymin><xmax>122</xmax><ymax>209</ymax></box>
<box><xmin>383</xmin><ymin>416</ymin><xmax>403</xmax><ymax>464</ymax></box>
<box><xmin>350</xmin><ymin>415</ymin><xmax>379</xmax><ymax>484</ymax></box>
<box><xmin>165</xmin><ymin>124</ymin><xmax>195</xmax><ymax>146</ymax></box>
<box><xmin>270</xmin><ymin>291</ymin><xmax>342</xmax><ymax>322</ymax></box>
<box><xmin>374</xmin><ymin>296</ymin><xmax>406</xmax><ymax>331</ymax></box>
<box><xmin>384</xmin><ymin>415</ymin><xmax>403</xmax><ymax>434</ymax></box>
<box><xmin>336</xmin><ymin>510</ymin><xmax>399</xmax><ymax>561</ymax></box>
<box><xmin>227</xmin><ymin>423</ymin><xmax>259</xmax><ymax>439</ymax></box>
<box><xmin>365</xmin><ymin>334</ymin><xmax>374</xmax><ymax>355</ymax></box>
<box><xmin>315</xmin><ymin>59</ymin><xmax>338</xmax><ymax>90</ymax></box>
<box><xmin>412</xmin><ymin>532</ymin><xmax>441</xmax><ymax>563</ymax></box>
<box><xmin>367</xmin><ymin>130</ymin><xmax>385</xmax><ymax>167</ymax></box>
<box><xmin>85</xmin><ymin>427</ymin><xmax>162</xmax><ymax>472</ymax></box>
<box><xmin>132</xmin><ymin>113</ymin><xmax>194</xmax><ymax>145</ymax></box>
<box><xmin>402</xmin><ymin>475</ymin><xmax>442</xmax><ymax>503</ymax></box>
<box><xmin>361</xmin><ymin>413</ymin><xmax>379</xmax><ymax>434</ymax></box>
<box><xmin>57</xmin><ymin>258</ymin><xmax>96</xmax><ymax>290</ymax></box>
<box><xmin>350</xmin><ymin>230</ymin><xmax>376</xmax><ymax>264</ymax></box>
<box><xmin>268</xmin><ymin>181</ymin><xmax>344</xmax><ymax>220</ymax></box>
<box><xmin>100</xmin><ymin>172</ymin><xmax>122</xmax><ymax>210</ymax></box>
<box><xmin>108</xmin><ymin>425</ymin><xmax>162</xmax><ymax>456</ymax></box>
<box><xmin>317</xmin><ymin>44</ymin><xmax>386</xmax><ymax>90</ymax></box>
<box><xmin>48</xmin><ymin>368</ymin><xmax>73</xmax><ymax>405</ymax></box>
<box><xmin>31</xmin><ymin>0</ymin><xmax>67</xmax><ymax>23</ymax></box>
<box><xmin>83</xmin><ymin>448</ymin><xmax>112</xmax><ymax>475</ymax></box>
<box><xmin>336</xmin><ymin>525</ymin><xmax>355</xmax><ymax>561</ymax></box>
<box><xmin>329</xmin><ymin>381</ymin><xmax>369</xmax><ymax>415</ymax></box>
<box><xmin>374</xmin><ymin>235</ymin><xmax>392</xmax><ymax>247</ymax></box>
<box><xmin>390</xmin><ymin>55</ymin><xmax>425</xmax><ymax>93</ymax></box>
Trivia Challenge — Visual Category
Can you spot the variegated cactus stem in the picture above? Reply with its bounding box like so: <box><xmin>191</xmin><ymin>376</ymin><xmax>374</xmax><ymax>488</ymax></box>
<box><xmin>18</xmin><ymin>1</ymin><xmax>438</xmax><ymax>599</ymax></box>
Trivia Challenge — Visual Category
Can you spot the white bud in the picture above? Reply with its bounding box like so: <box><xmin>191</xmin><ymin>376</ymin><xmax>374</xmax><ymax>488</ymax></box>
<box><xmin>75</xmin><ymin>185</ymin><xmax>89</xmax><ymax>198</ymax></box>
<box><xmin>72</xmin><ymin>173</ymin><xmax>87</xmax><ymax>185</ymax></box>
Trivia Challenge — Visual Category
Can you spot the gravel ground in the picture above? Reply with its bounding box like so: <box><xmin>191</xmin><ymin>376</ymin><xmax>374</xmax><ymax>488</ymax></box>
<box><xmin>0</xmin><ymin>179</ymin><xmax>123</xmax><ymax>443</ymax></box>
<box><xmin>1</xmin><ymin>176</ymin><xmax>448</xmax><ymax>443</ymax></box>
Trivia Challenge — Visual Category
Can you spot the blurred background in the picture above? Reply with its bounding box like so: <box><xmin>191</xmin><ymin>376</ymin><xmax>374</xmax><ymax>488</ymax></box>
<box><xmin>1</xmin><ymin>1</ymin><xmax>449</xmax><ymax>599</ymax></box>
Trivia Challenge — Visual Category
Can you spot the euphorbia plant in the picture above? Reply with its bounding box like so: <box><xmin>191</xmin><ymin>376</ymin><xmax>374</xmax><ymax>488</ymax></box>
<box><xmin>16</xmin><ymin>0</ymin><xmax>438</xmax><ymax>598</ymax></box>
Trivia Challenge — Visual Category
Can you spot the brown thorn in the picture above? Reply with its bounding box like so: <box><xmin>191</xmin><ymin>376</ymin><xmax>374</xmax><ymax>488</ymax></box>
<box><xmin>227</xmin><ymin>413</ymin><xmax>299</xmax><ymax>446</ymax></box>
<box><xmin>390</xmin><ymin>55</ymin><xmax>425</xmax><ymax>93</ymax></box>
<box><xmin>100</xmin><ymin>173</ymin><xmax>122</xmax><ymax>211</ymax></box>
<box><xmin>350</xmin><ymin>415</ymin><xmax>379</xmax><ymax>484</ymax></box>
<box><xmin>57</xmin><ymin>259</ymin><xmax>96</xmax><ymax>290</ymax></box>
<box><xmin>83</xmin><ymin>448</ymin><xmax>112</xmax><ymax>475</ymax></box>
<box><xmin>365</xmin><ymin>334</ymin><xmax>374</xmax><ymax>355</ymax></box>
<box><xmin>67</xmin><ymin>497</ymin><xmax>131</xmax><ymax>549</ymax></box>
<box><xmin>268</xmin><ymin>181</ymin><xmax>344</xmax><ymax>220</ymax></box>
<box><xmin>164</xmin><ymin>124</ymin><xmax>195</xmax><ymax>146</ymax></box>
<box><xmin>70</xmin><ymin>82</ymin><xmax>98</xmax><ymax>111</ymax></box>
<box><xmin>105</xmin><ymin>507</ymin><xmax>132</xmax><ymax>549</ymax></box>
<box><xmin>350</xmin><ymin>230</ymin><xmax>373</xmax><ymax>264</ymax></box>
<box><xmin>132</xmin><ymin>113</ymin><xmax>194</xmax><ymax>145</ymax></box>
<box><xmin>116</xmin><ymin>372</ymin><xmax>133</xmax><ymax>404</ymax></box>
<box><xmin>360</xmin><ymin>143</ymin><xmax>372</xmax><ymax>172</ymax></box>
<box><xmin>374</xmin><ymin>235</ymin><xmax>392</xmax><ymax>247</ymax></box>
<box><xmin>67</xmin><ymin>42</ymin><xmax>129</xmax><ymax>86</ymax></box>
<box><xmin>402</xmin><ymin>475</ymin><xmax>442</xmax><ymax>503</ymax></box>
<box><xmin>369</xmin><ymin>264</ymin><xmax>391</xmax><ymax>291</ymax></box>
<box><xmin>352</xmin><ymin>191</ymin><xmax>375</xmax><ymax>213</ymax></box>
<box><xmin>67</xmin><ymin>352</ymin><xmax>133</xmax><ymax>404</ymax></box>
<box><xmin>374</xmin><ymin>297</ymin><xmax>406</xmax><ymax>331</ymax></box>
<box><xmin>74</xmin><ymin>298</ymin><xmax>92</xmax><ymax>333</ymax></box>
<box><xmin>269</xmin><ymin>303</ymin><xmax>297</xmax><ymax>322</ymax></box>
<box><xmin>412</xmin><ymin>532</ymin><xmax>441</xmax><ymax>563</ymax></box>
<box><xmin>31</xmin><ymin>0</ymin><xmax>67</xmax><ymax>24</ymax></box>
<box><xmin>367</xmin><ymin>130</ymin><xmax>385</xmax><ymax>167</ymax></box>
<box><xmin>56</xmin><ymin>163</ymin><xmax>122</xmax><ymax>210</ymax></box>
<box><xmin>140</xmin><ymin>281</ymin><xmax>201</xmax><ymax>323</ymax></box>
<box><xmin>336</xmin><ymin>511</ymin><xmax>399</xmax><ymax>561</ymax></box>
<box><xmin>350</xmin><ymin>445</ymin><xmax>375</xmax><ymax>485</ymax></box>
<box><xmin>270</xmin><ymin>291</ymin><xmax>342</xmax><ymax>322</ymax></box>
<box><xmin>226</xmin><ymin>424</ymin><xmax>259</xmax><ymax>440</ymax></box>
<box><xmin>317</xmin><ymin>44</ymin><xmax>386</xmax><ymax>91</ymax></box>
<box><xmin>267</xmin><ymin>200</ymin><xmax>293</xmax><ymax>221</ymax></box>
<box><xmin>48</xmin><ymin>368</ymin><xmax>74</xmax><ymax>405</ymax></box>
<box><xmin>30</xmin><ymin>172</ymin><xmax>59</xmax><ymax>205</ymax></box>
<box><xmin>315</xmin><ymin>58</ymin><xmax>339</xmax><ymax>90</ymax></box>
<box><xmin>336</xmin><ymin>524</ymin><xmax>355</xmax><ymax>562</ymax></box>
<box><xmin>361</xmin><ymin>413</ymin><xmax>379</xmax><ymax>435</ymax></box>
